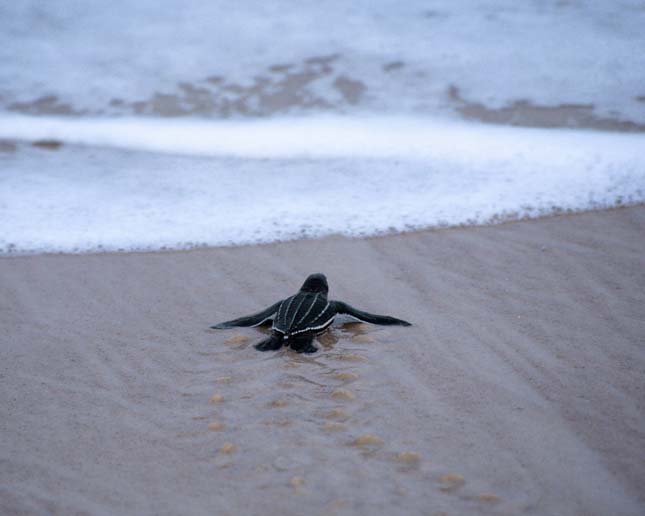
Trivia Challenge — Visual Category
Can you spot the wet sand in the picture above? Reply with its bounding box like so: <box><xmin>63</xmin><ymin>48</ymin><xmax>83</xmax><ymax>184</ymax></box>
<box><xmin>1</xmin><ymin>207</ymin><xmax>644</xmax><ymax>515</ymax></box>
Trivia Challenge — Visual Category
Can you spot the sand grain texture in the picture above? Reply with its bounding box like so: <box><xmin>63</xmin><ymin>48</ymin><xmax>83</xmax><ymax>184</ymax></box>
<box><xmin>1</xmin><ymin>207</ymin><xmax>644</xmax><ymax>515</ymax></box>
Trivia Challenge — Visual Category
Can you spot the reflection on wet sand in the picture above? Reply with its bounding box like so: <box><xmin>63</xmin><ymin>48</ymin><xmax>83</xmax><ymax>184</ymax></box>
<box><xmin>223</xmin><ymin>334</ymin><xmax>249</xmax><ymax>346</ymax></box>
<box><xmin>192</xmin><ymin>321</ymin><xmax>504</xmax><ymax>514</ymax></box>
<box><xmin>289</xmin><ymin>476</ymin><xmax>305</xmax><ymax>488</ymax></box>
<box><xmin>351</xmin><ymin>434</ymin><xmax>384</xmax><ymax>447</ymax></box>
<box><xmin>351</xmin><ymin>334</ymin><xmax>375</xmax><ymax>343</ymax></box>
<box><xmin>322</xmin><ymin>422</ymin><xmax>346</xmax><ymax>432</ymax></box>
<box><xmin>438</xmin><ymin>473</ymin><xmax>466</xmax><ymax>492</ymax></box>
<box><xmin>219</xmin><ymin>443</ymin><xmax>237</xmax><ymax>454</ymax></box>
<box><xmin>478</xmin><ymin>493</ymin><xmax>502</xmax><ymax>503</ymax></box>
<box><xmin>331</xmin><ymin>371</ymin><xmax>359</xmax><ymax>382</ymax></box>
<box><xmin>330</xmin><ymin>353</ymin><xmax>366</xmax><ymax>363</ymax></box>
<box><xmin>323</xmin><ymin>409</ymin><xmax>350</xmax><ymax>421</ymax></box>
<box><xmin>267</xmin><ymin>398</ymin><xmax>289</xmax><ymax>408</ymax></box>
<box><xmin>393</xmin><ymin>451</ymin><xmax>421</xmax><ymax>464</ymax></box>
<box><xmin>330</xmin><ymin>388</ymin><xmax>356</xmax><ymax>401</ymax></box>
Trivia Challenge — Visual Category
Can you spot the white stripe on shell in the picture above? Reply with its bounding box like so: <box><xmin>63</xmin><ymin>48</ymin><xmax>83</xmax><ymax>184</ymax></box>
<box><xmin>250</xmin><ymin>313</ymin><xmax>278</xmax><ymax>327</ymax></box>
<box><xmin>308</xmin><ymin>302</ymin><xmax>331</xmax><ymax>326</ymax></box>
<box><xmin>295</xmin><ymin>293</ymin><xmax>319</xmax><ymax>326</ymax></box>
<box><xmin>288</xmin><ymin>294</ymin><xmax>308</xmax><ymax>328</ymax></box>
<box><xmin>276</xmin><ymin>299</ymin><xmax>286</xmax><ymax>322</ymax></box>
<box><xmin>273</xmin><ymin>296</ymin><xmax>295</xmax><ymax>330</ymax></box>
<box><xmin>281</xmin><ymin>296</ymin><xmax>295</xmax><ymax>325</ymax></box>
<box><xmin>290</xmin><ymin>316</ymin><xmax>335</xmax><ymax>335</ymax></box>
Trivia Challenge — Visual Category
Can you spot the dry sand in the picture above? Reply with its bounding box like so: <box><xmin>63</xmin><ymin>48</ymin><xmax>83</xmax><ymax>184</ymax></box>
<box><xmin>1</xmin><ymin>207</ymin><xmax>644</xmax><ymax>516</ymax></box>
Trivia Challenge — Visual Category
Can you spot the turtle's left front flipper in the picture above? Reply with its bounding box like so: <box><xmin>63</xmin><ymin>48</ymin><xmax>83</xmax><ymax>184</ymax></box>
<box><xmin>210</xmin><ymin>300</ymin><xmax>282</xmax><ymax>329</ymax></box>
<box><xmin>331</xmin><ymin>301</ymin><xmax>411</xmax><ymax>326</ymax></box>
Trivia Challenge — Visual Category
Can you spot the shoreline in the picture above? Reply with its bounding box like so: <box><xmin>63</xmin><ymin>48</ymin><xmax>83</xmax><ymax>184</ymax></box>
<box><xmin>2</xmin><ymin>205</ymin><xmax>644</xmax><ymax>515</ymax></box>
<box><xmin>3</xmin><ymin>115</ymin><xmax>644</xmax><ymax>257</ymax></box>
<box><xmin>1</xmin><ymin>203</ymin><xmax>643</xmax><ymax>259</ymax></box>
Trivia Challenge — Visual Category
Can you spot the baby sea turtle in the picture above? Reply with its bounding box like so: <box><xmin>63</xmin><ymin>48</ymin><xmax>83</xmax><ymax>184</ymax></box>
<box><xmin>210</xmin><ymin>273</ymin><xmax>411</xmax><ymax>353</ymax></box>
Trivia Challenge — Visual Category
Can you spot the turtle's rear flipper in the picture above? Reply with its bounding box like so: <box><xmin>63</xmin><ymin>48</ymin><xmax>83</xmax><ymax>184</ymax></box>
<box><xmin>254</xmin><ymin>332</ymin><xmax>284</xmax><ymax>351</ymax></box>
<box><xmin>211</xmin><ymin>300</ymin><xmax>282</xmax><ymax>329</ymax></box>
<box><xmin>331</xmin><ymin>301</ymin><xmax>411</xmax><ymax>326</ymax></box>
<box><xmin>289</xmin><ymin>334</ymin><xmax>318</xmax><ymax>354</ymax></box>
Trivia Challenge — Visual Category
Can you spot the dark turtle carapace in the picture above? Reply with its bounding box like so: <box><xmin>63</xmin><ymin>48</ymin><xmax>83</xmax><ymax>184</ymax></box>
<box><xmin>210</xmin><ymin>273</ymin><xmax>411</xmax><ymax>353</ymax></box>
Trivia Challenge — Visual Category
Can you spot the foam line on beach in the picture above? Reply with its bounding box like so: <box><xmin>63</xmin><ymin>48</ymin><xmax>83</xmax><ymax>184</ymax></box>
<box><xmin>0</xmin><ymin>115</ymin><xmax>644</xmax><ymax>254</ymax></box>
<box><xmin>1</xmin><ymin>114</ymin><xmax>644</xmax><ymax>159</ymax></box>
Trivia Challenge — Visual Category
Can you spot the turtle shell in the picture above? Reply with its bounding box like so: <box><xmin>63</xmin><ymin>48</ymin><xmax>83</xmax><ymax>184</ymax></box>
<box><xmin>272</xmin><ymin>292</ymin><xmax>335</xmax><ymax>336</ymax></box>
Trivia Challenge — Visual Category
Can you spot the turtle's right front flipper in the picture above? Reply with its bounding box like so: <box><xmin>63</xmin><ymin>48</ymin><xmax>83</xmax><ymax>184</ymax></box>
<box><xmin>210</xmin><ymin>301</ymin><xmax>282</xmax><ymax>329</ymax></box>
<box><xmin>331</xmin><ymin>301</ymin><xmax>412</xmax><ymax>326</ymax></box>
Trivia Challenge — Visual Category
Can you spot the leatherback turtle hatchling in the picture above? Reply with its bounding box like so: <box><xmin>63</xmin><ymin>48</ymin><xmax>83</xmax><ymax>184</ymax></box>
<box><xmin>210</xmin><ymin>273</ymin><xmax>411</xmax><ymax>353</ymax></box>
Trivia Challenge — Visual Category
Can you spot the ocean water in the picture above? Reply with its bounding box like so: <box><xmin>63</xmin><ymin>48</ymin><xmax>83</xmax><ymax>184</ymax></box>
<box><xmin>1</xmin><ymin>1</ymin><xmax>644</xmax><ymax>254</ymax></box>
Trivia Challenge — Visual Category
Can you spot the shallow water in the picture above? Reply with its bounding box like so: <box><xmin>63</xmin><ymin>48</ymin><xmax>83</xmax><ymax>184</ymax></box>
<box><xmin>2</xmin><ymin>1</ymin><xmax>645</xmax><ymax>122</ymax></box>
<box><xmin>1</xmin><ymin>123</ymin><xmax>644</xmax><ymax>254</ymax></box>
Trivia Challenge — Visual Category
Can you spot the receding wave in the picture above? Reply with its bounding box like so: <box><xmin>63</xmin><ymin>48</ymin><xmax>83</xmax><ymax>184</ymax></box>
<box><xmin>1</xmin><ymin>115</ymin><xmax>644</xmax><ymax>254</ymax></box>
<box><xmin>2</xmin><ymin>114</ymin><xmax>645</xmax><ymax>159</ymax></box>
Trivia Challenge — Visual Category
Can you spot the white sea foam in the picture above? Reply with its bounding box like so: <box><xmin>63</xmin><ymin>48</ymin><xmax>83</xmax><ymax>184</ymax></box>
<box><xmin>1</xmin><ymin>1</ymin><xmax>645</xmax><ymax>122</ymax></box>
<box><xmin>1</xmin><ymin>115</ymin><xmax>643</xmax><ymax>254</ymax></box>
<box><xmin>2</xmin><ymin>115</ymin><xmax>645</xmax><ymax>160</ymax></box>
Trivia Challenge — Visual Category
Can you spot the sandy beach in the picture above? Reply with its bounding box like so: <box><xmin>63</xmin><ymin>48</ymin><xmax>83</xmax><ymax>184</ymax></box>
<box><xmin>1</xmin><ymin>206</ymin><xmax>644</xmax><ymax>515</ymax></box>
<box><xmin>2</xmin><ymin>2</ymin><xmax>644</xmax><ymax>515</ymax></box>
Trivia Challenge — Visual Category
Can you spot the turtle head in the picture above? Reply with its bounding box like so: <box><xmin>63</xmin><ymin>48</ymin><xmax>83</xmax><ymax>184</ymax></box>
<box><xmin>300</xmin><ymin>273</ymin><xmax>329</xmax><ymax>294</ymax></box>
